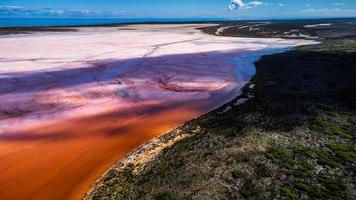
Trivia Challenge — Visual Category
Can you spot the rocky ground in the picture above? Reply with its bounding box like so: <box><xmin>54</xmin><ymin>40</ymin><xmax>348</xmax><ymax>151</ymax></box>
<box><xmin>87</xmin><ymin>19</ymin><xmax>356</xmax><ymax>200</ymax></box>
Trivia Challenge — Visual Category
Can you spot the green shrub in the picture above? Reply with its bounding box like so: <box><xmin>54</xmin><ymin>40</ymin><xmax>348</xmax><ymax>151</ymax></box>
<box><xmin>311</xmin><ymin>119</ymin><xmax>352</xmax><ymax>138</ymax></box>
<box><xmin>266</xmin><ymin>148</ymin><xmax>296</xmax><ymax>169</ymax></box>
<box><xmin>281</xmin><ymin>186</ymin><xmax>299</xmax><ymax>200</ymax></box>
<box><xmin>296</xmin><ymin>182</ymin><xmax>326</xmax><ymax>198</ymax></box>
<box><xmin>241</xmin><ymin>182</ymin><xmax>262</xmax><ymax>199</ymax></box>
<box><xmin>316</xmin><ymin>149</ymin><xmax>340</xmax><ymax>168</ymax></box>
<box><xmin>292</xmin><ymin>145</ymin><xmax>339</xmax><ymax>167</ymax></box>
<box><xmin>255</xmin><ymin>164</ymin><xmax>272</xmax><ymax>177</ymax></box>
<box><xmin>329</xmin><ymin>143</ymin><xmax>355</xmax><ymax>162</ymax></box>
<box><xmin>155</xmin><ymin>192</ymin><xmax>177</xmax><ymax>200</ymax></box>
<box><xmin>318</xmin><ymin>176</ymin><xmax>346</xmax><ymax>192</ymax></box>
<box><xmin>292</xmin><ymin>145</ymin><xmax>318</xmax><ymax>158</ymax></box>
<box><xmin>317</xmin><ymin>103</ymin><xmax>334</xmax><ymax>111</ymax></box>
<box><xmin>287</xmin><ymin>166</ymin><xmax>314</xmax><ymax>178</ymax></box>
<box><xmin>232</xmin><ymin>170</ymin><xmax>243</xmax><ymax>178</ymax></box>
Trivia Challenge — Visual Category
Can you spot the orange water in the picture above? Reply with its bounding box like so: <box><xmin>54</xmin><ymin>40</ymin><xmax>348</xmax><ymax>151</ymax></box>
<box><xmin>0</xmin><ymin>101</ymin><xmax>208</xmax><ymax>200</ymax></box>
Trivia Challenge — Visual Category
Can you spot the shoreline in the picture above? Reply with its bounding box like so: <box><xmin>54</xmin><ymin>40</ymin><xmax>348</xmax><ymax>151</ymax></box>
<box><xmin>1</xmin><ymin>17</ymin><xmax>355</xmax><ymax>28</ymax></box>
<box><xmin>86</xmin><ymin>19</ymin><xmax>356</xmax><ymax>199</ymax></box>
<box><xmin>1</xmin><ymin>17</ymin><xmax>355</xmax><ymax>36</ymax></box>
<box><xmin>84</xmin><ymin>79</ymin><xmax>256</xmax><ymax>200</ymax></box>
<box><xmin>84</xmin><ymin>28</ymin><xmax>317</xmax><ymax>199</ymax></box>
<box><xmin>84</xmin><ymin>118</ymin><xmax>197</xmax><ymax>199</ymax></box>
<box><xmin>0</xmin><ymin>23</ymin><xmax>314</xmax><ymax>199</ymax></box>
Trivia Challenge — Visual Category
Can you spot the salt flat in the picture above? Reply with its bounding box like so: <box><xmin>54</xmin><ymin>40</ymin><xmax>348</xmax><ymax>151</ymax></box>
<box><xmin>0</xmin><ymin>24</ymin><xmax>314</xmax><ymax>200</ymax></box>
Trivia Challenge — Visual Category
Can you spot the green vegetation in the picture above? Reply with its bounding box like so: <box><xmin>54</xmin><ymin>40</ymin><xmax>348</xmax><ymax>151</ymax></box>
<box><xmin>266</xmin><ymin>144</ymin><xmax>350</xmax><ymax>198</ymax></box>
<box><xmin>318</xmin><ymin>176</ymin><xmax>347</xmax><ymax>192</ymax></box>
<box><xmin>317</xmin><ymin>103</ymin><xmax>354</xmax><ymax>117</ymax></box>
<box><xmin>255</xmin><ymin>164</ymin><xmax>272</xmax><ymax>177</ymax></box>
<box><xmin>266</xmin><ymin>143</ymin><xmax>350</xmax><ymax>198</ymax></box>
<box><xmin>295</xmin><ymin>178</ymin><xmax>347</xmax><ymax>199</ymax></box>
<box><xmin>332</xmin><ymin>40</ymin><xmax>356</xmax><ymax>52</ymax></box>
<box><xmin>291</xmin><ymin>144</ymin><xmax>351</xmax><ymax>168</ymax></box>
<box><xmin>311</xmin><ymin>119</ymin><xmax>353</xmax><ymax>138</ymax></box>
<box><xmin>292</xmin><ymin>145</ymin><xmax>318</xmax><ymax>158</ymax></box>
<box><xmin>281</xmin><ymin>187</ymin><xmax>299</xmax><ymax>200</ymax></box>
<box><xmin>266</xmin><ymin>148</ymin><xmax>296</xmax><ymax>169</ymax></box>
<box><xmin>232</xmin><ymin>170</ymin><xmax>243</xmax><ymax>178</ymax></box>
<box><xmin>292</xmin><ymin>143</ymin><xmax>355</xmax><ymax>168</ymax></box>
<box><xmin>287</xmin><ymin>165</ymin><xmax>314</xmax><ymax>178</ymax></box>
<box><xmin>241</xmin><ymin>181</ymin><xmax>262</xmax><ymax>199</ymax></box>
<box><xmin>296</xmin><ymin>182</ymin><xmax>326</xmax><ymax>198</ymax></box>
<box><xmin>328</xmin><ymin>143</ymin><xmax>355</xmax><ymax>162</ymax></box>
<box><xmin>316</xmin><ymin>149</ymin><xmax>340</xmax><ymax>168</ymax></box>
<box><xmin>318</xmin><ymin>103</ymin><xmax>334</xmax><ymax>111</ymax></box>
<box><xmin>266</xmin><ymin>147</ymin><xmax>316</xmax><ymax>177</ymax></box>
<box><xmin>154</xmin><ymin>192</ymin><xmax>177</xmax><ymax>200</ymax></box>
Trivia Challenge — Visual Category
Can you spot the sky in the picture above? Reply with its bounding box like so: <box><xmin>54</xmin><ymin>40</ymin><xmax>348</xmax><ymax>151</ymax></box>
<box><xmin>0</xmin><ymin>0</ymin><xmax>356</xmax><ymax>19</ymax></box>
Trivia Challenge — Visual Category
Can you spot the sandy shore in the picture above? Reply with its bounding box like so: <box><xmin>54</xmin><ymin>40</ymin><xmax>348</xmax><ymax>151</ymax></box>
<box><xmin>0</xmin><ymin>24</ymin><xmax>313</xmax><ymax>200</ymax></box>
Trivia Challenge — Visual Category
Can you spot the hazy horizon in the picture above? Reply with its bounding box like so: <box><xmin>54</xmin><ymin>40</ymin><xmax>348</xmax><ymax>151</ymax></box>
<box><xmin>1</xmin><ymin>0</ymin><xmax>356</xmax><ymax>19</ymax></box>
<box><xmin>1</xmin><ymin>16</ymin><xmax>355</xmax><ymax>28</ymax></box>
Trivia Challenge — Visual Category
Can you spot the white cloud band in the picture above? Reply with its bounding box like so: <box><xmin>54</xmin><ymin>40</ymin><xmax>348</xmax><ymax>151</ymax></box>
<box><xmin>0</xmin><ymin>5</ymin><xmax>126</xmax><ymax>17</ymax></box>
<box><xmin>228</xmin><ymin>0</ymin><xmax>264</xmax><ymax>10</ymax></box>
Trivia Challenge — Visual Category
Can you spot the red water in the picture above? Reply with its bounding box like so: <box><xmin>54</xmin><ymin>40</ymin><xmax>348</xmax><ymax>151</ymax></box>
<box><xmin>0</xmin><ymin>99</ymin><xmax>221</xmax><ymax>200</ymax></box>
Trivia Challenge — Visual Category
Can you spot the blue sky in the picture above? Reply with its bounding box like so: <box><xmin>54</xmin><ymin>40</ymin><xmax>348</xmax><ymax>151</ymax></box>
<box><xmin>0</xmin><ymin>0</ymin><xmax>356</xmax><ymax>19</ymax></box>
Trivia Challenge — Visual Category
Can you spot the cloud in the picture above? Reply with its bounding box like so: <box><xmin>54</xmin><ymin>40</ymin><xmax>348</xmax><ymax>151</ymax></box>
<box><xmin>228</xmin><ymin>0</ymin><xmax>264</xmax><ymax>10</ymax></box>
<box><xmin>332</xmin><ymin>2</ymin><xmax>345</xmax><ymax>6</ymax></box>
<box><xmin>0</xmin><ymin>5</ymin><xmax>127</xmax><ymax>17</ymax></box>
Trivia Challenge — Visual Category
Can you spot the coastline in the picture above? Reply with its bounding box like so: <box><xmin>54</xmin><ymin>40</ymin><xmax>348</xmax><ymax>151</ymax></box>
<box><xmin>84</xmin><ymin>28</ymin><xmax>317</xmax><ymax>199</ymax></box>
<box><xmin>86</xmin><ymin>20</ymin><xmax>356</xmax><ymax>199</ymax></box>
<box><xmin>1</xmin><ymin>17</ymin><xmax>355</xmax><ymax>28</ymax></box>
<box><xmin>84</xmin><ymin>80</ymin><xmax>257</xmax><ymax>200</ymax></box>
<box><xmin>0</xmin><ymin>23</ymin><xmax>315</xmax><ymax>200</ymax></box>
<box><xmin>84</xmin><ymin>48</ymin><xmax>298</xmax><ymax>200</ymax></box>
<box><xmin>1</xmin><ymin>17</ymin><xmax>355</xmax><ymax>36</ymax></box>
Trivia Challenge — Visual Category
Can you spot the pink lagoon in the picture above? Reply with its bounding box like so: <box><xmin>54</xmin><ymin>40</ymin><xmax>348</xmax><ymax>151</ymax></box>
<box><xmin>0</xmin><ymin>24</ymin><xmax>313</xmax><ymax>199</ymax></box>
